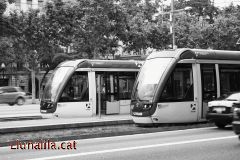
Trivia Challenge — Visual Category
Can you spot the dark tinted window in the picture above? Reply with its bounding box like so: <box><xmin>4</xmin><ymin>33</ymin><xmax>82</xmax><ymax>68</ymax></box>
<box><xmin>59</xmin><ymin>72</ymin><xmax>89</xmax><ymax>102</ymax></box>
<box><xmin>201</xmin><ymin>64</ymin><xmax>217</xmax><ymax>101</ymax></box>
<box><xmin>3</xmin><ymin>87</ymin><xmax>17</xmax><ymax>93</ymax></box>
<box><xmin>159</xmin><ymin>63</ymin><xmax>193</xmax><ymax>102</ymax></box>
<box><xmin>219</xmin><ymin>64</ymin><xmax>240</xmax><ymax>96</ymax></box>
<box><xmin>16</xmin><ymin>87</ymin><xmax>24</xmax><ymax>92</ymax></box>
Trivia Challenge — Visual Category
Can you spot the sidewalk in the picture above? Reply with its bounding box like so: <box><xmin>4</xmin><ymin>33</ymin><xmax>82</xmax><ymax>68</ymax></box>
<box><xmin>0</xmin><ymin>99</ymin><xmax>134</xmax><ymax>134</ymax></box>
<box><xmin>0</xmin><ymin>114</ymin><xmax>133</xmax><ymax>134</ymax></box>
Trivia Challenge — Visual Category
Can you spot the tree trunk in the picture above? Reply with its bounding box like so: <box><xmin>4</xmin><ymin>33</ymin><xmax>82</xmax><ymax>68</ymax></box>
<box><xmin>31</xmin><ymin>70</ymin><xmax>36</xmax><ymax>104</ymax></box>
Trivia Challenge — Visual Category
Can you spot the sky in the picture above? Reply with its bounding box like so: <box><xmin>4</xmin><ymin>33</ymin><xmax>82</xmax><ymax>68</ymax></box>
<box><xmin>163</xmin><ymin>0</ymin><xmax>240</xmax><ymax>8</ymax></box>
<box><xmin>214</xmin><ymin>0</ymin><xmax>240</xmax><ymax>8</ymax></box>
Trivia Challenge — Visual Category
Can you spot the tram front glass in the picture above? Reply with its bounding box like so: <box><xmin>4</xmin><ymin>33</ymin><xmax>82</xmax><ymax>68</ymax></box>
<box><xmin>40</xmin><ymin>67</ymin><xmax>74</xmax><ymax>113</ymax></box>
<box><xmin>131</xmin><ymin>58</ymin><xmax>172</xmax><ymax>117</ymax></box>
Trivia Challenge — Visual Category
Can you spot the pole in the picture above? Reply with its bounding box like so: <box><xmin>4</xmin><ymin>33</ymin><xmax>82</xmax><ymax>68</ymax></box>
<box><xmin>161</xmin><ymin>2</ymin><xmax>163</xmax><ymax>24</ymax></box>
<box><xmin>171</xmin><ymin>0</ymin><xmax>175</xmax><ymax>49</ymax></box>
<box><xmin>38</xmin><ymin>74</ymin><xmax>41</xmax><ymax>100</ymax></box>
<box><xmin>31</xmin><ymin>70</ymin><xmax>36</xmax><ymax>104</ymax></box>
<box><xmin>97</xmin><ymin>74</ymin><xmax>101</xmax><ymax>118</ymax></box>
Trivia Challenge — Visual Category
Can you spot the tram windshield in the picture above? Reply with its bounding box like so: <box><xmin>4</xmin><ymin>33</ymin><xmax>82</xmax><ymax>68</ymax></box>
<box><xmin>42</xmin><ymin>67</ymin><xmax>74</xmax><ymax>102</ymax></box>
<box><xmin>132</xmin><ymin>58</ymin><xmax>172</xmax><ymax>102</ymax></box>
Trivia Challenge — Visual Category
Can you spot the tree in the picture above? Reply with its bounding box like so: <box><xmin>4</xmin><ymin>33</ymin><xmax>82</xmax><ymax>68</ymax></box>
<box><xmin>174</xmin><ymin>8</ymin><xmax>240</xmax><ymax>50</ymax></box>
<box><xmin>71</xmin><ymin>0</ymin><xmax>123</xmax><ymax>58</ymax></box>
<box><xmin>175</xmin><ymin>0</ymin><xmax>219</xmax><ymax>24</ymax></box>
<box><xmin>0</xmin><ymin>0</ymin><xmax>17</xmax><ymax>77</ymax></box>
<box><xmin>0</xmin><ymin>0</ymin><xmax>15</xmax><ymax>36</ymax></box>
<box><xmin>117</xmin><ymin>0</ymin><xmax>170</xmax><ymax>54</ymax></box>
<box><xmin>7</xmin><ymin>10</ymin><xmax>42</xmax><ymax>102</ymax></box>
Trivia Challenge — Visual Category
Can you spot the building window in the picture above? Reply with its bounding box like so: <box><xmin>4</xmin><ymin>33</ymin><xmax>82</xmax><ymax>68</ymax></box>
<box><xmin>38</xmin><ymin>0</ymin><xmax>44</xmax><ymax>9</ymax></box>
<box><xmin>15</xmin><ymin>0</ymin><xmax>21</xmax><ymax>8</ymax></box>
<box><xmin>27</xmin><ymin>0</ymin><xmax>32</xmax><ymax>9</ymax></box>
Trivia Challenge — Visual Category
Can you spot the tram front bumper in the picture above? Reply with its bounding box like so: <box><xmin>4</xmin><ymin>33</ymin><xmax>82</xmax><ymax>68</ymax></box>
<box><xmin>132</xmin><ymin>116</ymin><xmax>154</xmax><ymax>124</ymax></box>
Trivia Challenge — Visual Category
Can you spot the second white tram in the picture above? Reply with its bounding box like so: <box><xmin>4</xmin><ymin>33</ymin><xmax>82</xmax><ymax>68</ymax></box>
<box><xmin>40</xmin><ymin>59</ymin><xmax>142</xmax><ymax>118</ymax></box>
<box><xmin>131</xmin><ymin>48</ymin><xmax>240</xmax><ymax>124</ymax></box>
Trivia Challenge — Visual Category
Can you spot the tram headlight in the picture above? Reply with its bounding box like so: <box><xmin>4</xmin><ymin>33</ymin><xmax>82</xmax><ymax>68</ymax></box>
<box><xmin>143</xmin><ymin>104</ymin><xmax>152</xmax><ymax>110</ymax></box>
<box><xmin>46</xmin><ymin>103</ymin><xmax>53</xmax><ymax>109</ymax></box>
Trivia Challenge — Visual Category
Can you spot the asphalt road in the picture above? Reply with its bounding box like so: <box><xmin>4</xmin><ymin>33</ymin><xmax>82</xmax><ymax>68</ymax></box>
<box><xmin>0</xmin><ymin>126</ymin><xmax>239</xmax><ymax>160</ymax></box>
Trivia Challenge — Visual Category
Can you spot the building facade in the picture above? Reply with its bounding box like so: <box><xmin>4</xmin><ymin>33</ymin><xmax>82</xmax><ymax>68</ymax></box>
<box><xmin>0</xmin><ymin>64</ymin><xmax>52</xmax><ymax>98</ymax></box>
<box><xmin>13</xmin><ymin>0</ymin><xmax>45</xmax><ymax>11</ymax></box>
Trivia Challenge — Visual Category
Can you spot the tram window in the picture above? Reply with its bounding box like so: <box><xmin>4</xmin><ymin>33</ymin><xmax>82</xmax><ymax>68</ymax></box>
<box><xmin>59</xmin><ymin>72</ymin><xmax>89</xmax><ymax>102</ymax></box>
<box><xmin>119</xmin><ymin>72</ymin><xmax>136</xmax><ymax>100</ymax></box>
<box><xmin>201</xmin><ymin>64</ymin><xmax>217</xmax><ymax>101</ymax></box>
<box><xmin>159</xmin><ymin>64</ymin><xmax>193</xmax><ymax>102</ymax></box>
<box><xmin>219</xmin><ymin>64</ymin><xmax>240</xmax><ymax>96</ymax></box>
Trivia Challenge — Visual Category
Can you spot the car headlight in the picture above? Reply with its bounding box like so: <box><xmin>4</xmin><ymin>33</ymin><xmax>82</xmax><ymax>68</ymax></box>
<box><xmin>233</xmin><ymin>107</ymin><xmax>240</xmax><ymax>119</ymax></box>
<box><xmin>233</xmin><ymin>103</ymin><xmax>240</xmax><ymax>119</ymax></box>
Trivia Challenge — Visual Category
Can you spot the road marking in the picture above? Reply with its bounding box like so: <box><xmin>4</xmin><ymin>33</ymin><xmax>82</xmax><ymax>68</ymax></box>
<box><xmin>27</xmin><ymin>135</ymin><xmax>237</xmax><ymax>160</ymax></box>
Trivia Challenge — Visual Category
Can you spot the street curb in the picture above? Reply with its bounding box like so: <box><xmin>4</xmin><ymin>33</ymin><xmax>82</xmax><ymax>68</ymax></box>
<box><xmin>0</xmin><ymin>119</ymin><xmax>134</xmax><ymax>134</ymax></box>
<box><xmin>0</xmin><ymin>116</ymin><xmax>42</xmax><ymax>122</ymax></box>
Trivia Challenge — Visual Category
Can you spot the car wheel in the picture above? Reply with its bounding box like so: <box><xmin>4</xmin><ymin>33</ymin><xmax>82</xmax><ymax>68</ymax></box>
<box><xmin>8</xmin><ymin>103</ymin><xmax>15</xmax><ymax>106</ymax></box>
<box><xmin>215</xmin><ymin>122</ymin><xmax>227</xmax><ymax>129</ymax></box>
<box><xmin>16</xmin><ymin>98</ymin><xmax>25</xmax><ymax>105</ymax></box>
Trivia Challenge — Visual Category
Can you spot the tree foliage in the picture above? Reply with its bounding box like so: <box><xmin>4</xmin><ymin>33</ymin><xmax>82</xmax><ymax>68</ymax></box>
<box><xmin>174</xmin><ymin>0</ymin><xmax>219</xmax><ymax>23</ymax></box>
<box><xmin>175</xmin><ymin>5</ymin><xmax>240</xmax><ymax>51</ymax></box>
<box><xmin>1</xmin><ymin>0</ymin><xmax>240</xmax><ymax>70</ymax></box>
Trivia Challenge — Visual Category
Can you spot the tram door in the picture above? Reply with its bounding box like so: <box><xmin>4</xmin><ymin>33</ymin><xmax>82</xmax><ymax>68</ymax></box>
<box><xmin>155</xmin><ymin>63</ymin><xmax>199</xmax><ymax>123</ymax></box>
<box><xmin>55</xmin><ymin>71</ymin><xmax>92</xmax><ymax>117</ymax></box>
<box><xmin>201</xmin><ymin>64</ymin><xmax>217</xmax><ymax>119</ymax></box>
<box><xmin>105</xmin><ymin>72</ymin><xmax>119</xmax><ymax>114</ymax></box>
<box><xmin>96</xmin><ymin>72</ymin><xmax>120</xmax><ymax>115</ymax></box>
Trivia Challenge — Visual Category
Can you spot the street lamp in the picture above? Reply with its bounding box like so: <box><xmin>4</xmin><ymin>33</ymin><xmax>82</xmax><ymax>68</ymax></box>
<box><xmin>1</xmin><ymin>63</ymin><xmax>6</xmax><ymax>79</ymax></box>
<box><xmin>153</xmin><ymin>1</ymin><xmax>192</xmax><ymax>49</ymax></box>
<box><xmin>170</xmin><ymin>0</ymin><xmax>175</xmax><ymax>49</ymax></box>
<box><xmin>170</xmin><ymin>0</ymin><xmax>192</xmax><ymax>49</ymax></box>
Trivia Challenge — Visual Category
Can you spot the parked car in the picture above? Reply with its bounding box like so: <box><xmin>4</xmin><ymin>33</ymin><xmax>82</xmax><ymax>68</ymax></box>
<box><xmin>206</xmin><ymin>92</ymin><xmax>240</xmax><ymax>128</ymax></box>
<box><xmin>0</xmin><ymin>86</ymin><xmax>28</xmax><ymax>106</ymax></box>
<box><xmin>232</xmin><ymin>103</ymin><xmax>240</xmax><ymax>140</ymax></box>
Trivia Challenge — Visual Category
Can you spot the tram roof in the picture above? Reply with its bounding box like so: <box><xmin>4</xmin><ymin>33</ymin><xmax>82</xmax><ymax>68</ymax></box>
<box><xmin>59</xmin><ymin>59</ymin><xmax>143</xmax><ymax>69</ymax></box>
<box><xmin>147</xmin><ymin>48</ymin><xmax>240</xmax><ymax>61</ymax></box>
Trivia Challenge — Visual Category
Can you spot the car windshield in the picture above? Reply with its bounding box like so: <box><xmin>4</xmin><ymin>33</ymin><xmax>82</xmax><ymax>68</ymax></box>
<box><xmin>42</xmin><ymin>67</ymin><xmax>74</xmax><ymax>102</ymax></box>
<box><xmin>226</xmin><ymin>93</ymin><xmax>240</xmax><ymax>101</ymax></box>
<box><xmin>132</xmin><ymin>58</ymin><xmax>173</xmax><ymax>102</ymax></box>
